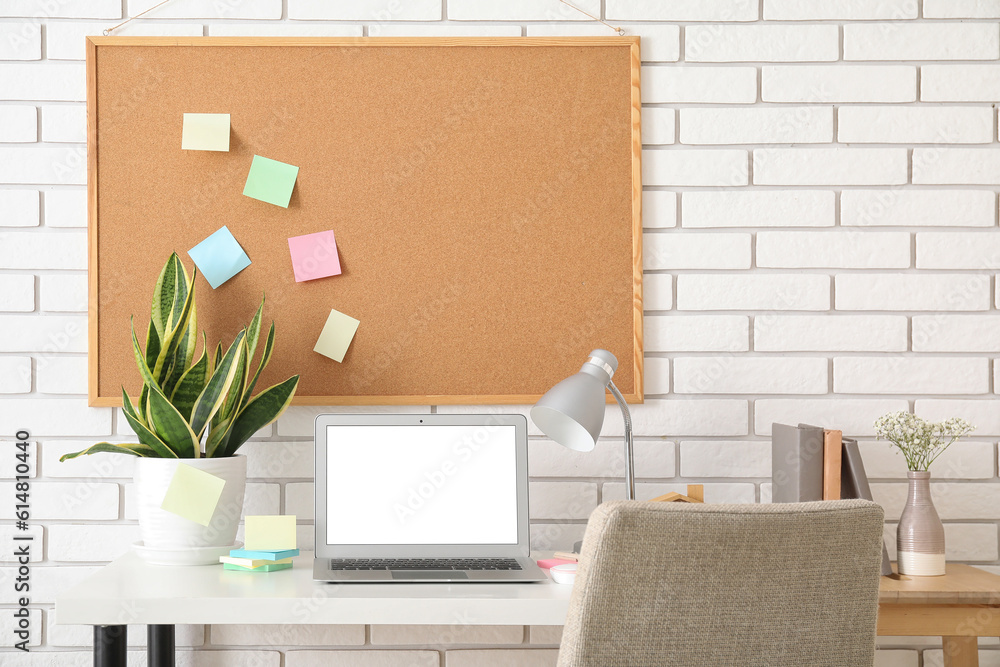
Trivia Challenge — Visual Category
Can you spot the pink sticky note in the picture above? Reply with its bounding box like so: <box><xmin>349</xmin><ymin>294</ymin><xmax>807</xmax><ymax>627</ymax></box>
<box><xmin>287</xmin><ymin>230</ymin><xmax>342</xmax><ymax>282</ymax></box>
<box><xmin>536</xmin><ymin>558</ymin><xmax>576</xmax><ymax>570</ymax></box>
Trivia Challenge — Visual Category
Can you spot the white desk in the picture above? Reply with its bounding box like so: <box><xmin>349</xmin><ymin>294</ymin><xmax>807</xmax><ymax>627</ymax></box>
<box><xmin>56</xmin><ymin>551</ymin><xmax>571</xmax><ymax>667</ymax></box>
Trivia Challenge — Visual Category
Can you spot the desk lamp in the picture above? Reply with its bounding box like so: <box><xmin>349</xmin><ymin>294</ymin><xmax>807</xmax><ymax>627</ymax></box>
<box><xmin>530</xmin><ymin>349</ymin><xmax>635</xmax><ymax>500</ymax></box>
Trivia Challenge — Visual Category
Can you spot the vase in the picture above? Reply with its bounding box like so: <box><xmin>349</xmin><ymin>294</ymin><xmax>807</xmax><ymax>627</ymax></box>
<box><xmin>897</xmin><ymin>471</ymin><xmax>946</xmax><ymax>576</ymax></box>
<box><xmin>133</xmin><ymin>455</ymin><xmax>246</xmax><ymax>565</ymax></box>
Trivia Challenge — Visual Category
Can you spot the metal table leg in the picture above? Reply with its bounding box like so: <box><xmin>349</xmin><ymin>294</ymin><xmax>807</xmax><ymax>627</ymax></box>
<box><xmin>148</xmin><ymin>625</ymin><xmax>176</xmax><ymax>667</ymax></box>
<box><xmin>94</xmin><ymin>625</ymin><xmax>126</xmax><ymax>667</ymax></box>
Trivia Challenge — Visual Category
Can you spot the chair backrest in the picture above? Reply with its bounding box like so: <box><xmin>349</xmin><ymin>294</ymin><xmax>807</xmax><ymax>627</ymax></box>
<box><xmin>558</xmin><ymin>499</ymin><xmax>885</xmax><ymax>667</ymax></box>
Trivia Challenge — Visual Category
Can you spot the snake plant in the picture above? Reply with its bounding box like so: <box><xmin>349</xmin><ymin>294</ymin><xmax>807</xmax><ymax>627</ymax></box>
<box><xmin>61</xmin><ymin>253</ymin><xmax>299</xmax><ymax>460</ymax></box>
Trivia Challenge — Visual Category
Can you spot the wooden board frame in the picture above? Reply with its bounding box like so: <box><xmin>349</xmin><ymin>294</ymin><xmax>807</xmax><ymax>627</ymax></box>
<box><xmin>87</xmin><ymin>36</ymin><xmax>643</xmax><ymax>407</ymax></box>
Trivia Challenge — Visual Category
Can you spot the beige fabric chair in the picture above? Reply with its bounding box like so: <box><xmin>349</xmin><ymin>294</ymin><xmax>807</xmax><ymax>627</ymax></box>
<box><xmin>558</xmin><ymin>499</ymin><xmax>884</xmax><ymax>667</ymax></box>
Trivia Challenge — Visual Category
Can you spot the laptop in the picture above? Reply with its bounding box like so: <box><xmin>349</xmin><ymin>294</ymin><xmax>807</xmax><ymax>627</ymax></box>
<box><xmin>313</xmin><ymin>413</ymin><xmax>547</xmax><ymax>583</ymax></box>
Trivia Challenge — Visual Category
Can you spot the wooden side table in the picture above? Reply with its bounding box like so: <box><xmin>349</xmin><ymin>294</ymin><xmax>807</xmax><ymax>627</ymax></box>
<box><xmin>879</xmin><ymin>564</ymin><xmax>1000</xmax><ymax>667</ymax></box>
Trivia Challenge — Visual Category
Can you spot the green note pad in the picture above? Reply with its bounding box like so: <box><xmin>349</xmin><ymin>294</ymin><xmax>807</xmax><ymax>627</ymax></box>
<box><xmin>224</xmin><ymin>562</ymin><xmax>292</xmax><ymax>573</ymax></box>
<box><xmin>244</xmin><ymin>515</ymin><xmax>297</xmax><ymax>551</ymax></box>
<box><xmin>160</xmin><ymin>463</ymin><xmax>227</xmax><ymax>526</ymax></box>
<box><xmin>243</xmin><ymin>155</ymin><xmax>299</xmax><ymax>208</ymax></box>
<box><xmin>314</xmin><ymin>308</ymin><xmax>360</xmax><ymax>363</ymax></box>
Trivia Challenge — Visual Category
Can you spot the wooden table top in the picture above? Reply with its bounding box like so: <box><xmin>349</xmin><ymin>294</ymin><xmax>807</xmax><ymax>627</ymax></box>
<box><xmin>880</xmin><ymin>564</ymin><xmax>1000</xmax><ymax>605</ymax></box>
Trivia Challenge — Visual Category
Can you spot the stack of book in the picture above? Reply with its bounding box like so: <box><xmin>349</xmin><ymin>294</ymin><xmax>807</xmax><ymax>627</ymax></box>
<box><xmin>771</xmin><ymin>423</ymin><xmax>892</xmax><ymax>575</ymax></box>
<box><xmin>220</xmin><ymin>547</ymin><xmax>299</xmax><ymax>572</ymax></box>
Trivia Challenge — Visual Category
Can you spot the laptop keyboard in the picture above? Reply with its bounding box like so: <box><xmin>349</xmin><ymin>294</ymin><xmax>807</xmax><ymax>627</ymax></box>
<box><xmin>329</xmin><ymin>558</ymin><xmax>523</xmax><ymax>571</ymax></box>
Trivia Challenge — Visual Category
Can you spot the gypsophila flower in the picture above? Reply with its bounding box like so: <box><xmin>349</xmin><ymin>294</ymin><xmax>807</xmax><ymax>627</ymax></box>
<box><xmin>874</xmin><ymin>412</ymin><xmax>975</xmax><ymax>472</ymax></box>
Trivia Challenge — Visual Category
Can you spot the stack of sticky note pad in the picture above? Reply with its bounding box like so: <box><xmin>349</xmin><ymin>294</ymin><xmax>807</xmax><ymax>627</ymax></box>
<box><xmin>220</xmin><ymin>515</ymin><xmax>297</xmax><ymax>572</ymax></box>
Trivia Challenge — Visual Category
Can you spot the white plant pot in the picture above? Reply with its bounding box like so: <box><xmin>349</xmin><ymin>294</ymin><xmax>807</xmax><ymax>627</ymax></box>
<box><xmin>133</xmin><ymin>456</ymin><xmax>246</xmax><ymax>563</ymax></box>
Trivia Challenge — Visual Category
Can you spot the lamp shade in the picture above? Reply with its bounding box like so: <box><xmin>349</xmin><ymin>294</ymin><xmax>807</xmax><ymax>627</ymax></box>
<box><xmin>530</xmin><ymin>349</ymin><xmax>618</xmax><ymax>452</ymax></box>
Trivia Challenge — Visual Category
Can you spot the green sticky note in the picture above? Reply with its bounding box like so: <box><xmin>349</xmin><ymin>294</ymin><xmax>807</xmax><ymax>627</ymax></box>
<box><xmin>314</xmin><ymin>308</ymin><xmax>360</xmax><ymax>363</ymax></box>
<box><xmin>181</xmin><ymin>113</ymin><xmax>230</xmax><ymax>152</ymax></box>
<box><xmin>224</xmin><ymin>562</ymin><xmax>292</xmax><ymax>572</ymax></box>
<box><xmin>243</xmin><ymin>155</ymin><xmax>299</xmax><ymax>208</ymax></box>
<box><xmin>160</xmin><ymin>463</ymin><xmax>227</xmax><ymax>527</ymax></box>
<box><xmin>244</xmin><ymin>515</ymin><xmax>297</xmax><ymax>551</ymax></box>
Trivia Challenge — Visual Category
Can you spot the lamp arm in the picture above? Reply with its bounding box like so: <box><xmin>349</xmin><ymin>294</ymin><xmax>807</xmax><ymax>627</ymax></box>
<box><xmin>606</xmin><ymin>380</ymin><xmax>635</xmax><ymax>501</ymax></box>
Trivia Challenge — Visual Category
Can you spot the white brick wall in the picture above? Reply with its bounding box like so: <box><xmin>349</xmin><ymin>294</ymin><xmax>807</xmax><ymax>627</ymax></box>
<box><xmin>765</xmin><ymin>0</ymin><xmax>918</xmax><ymax>20</ymax></box>
<box><xmin>0</xmin><ymin>106</ymin><xmax>38</xmax><ymax>141</ymax></box>
<box><xmin>753</xmin><ymin>148</ymin><xmax>908</xmax><ymax>185</ymax></box>
<box><xmin>686</xmin><ymin>25</ymin><xmax>838</xmax><ymax>63</ymax></box>
<box><xmin>673</xmin><ymin>357</ymin><xmax>828</xmax><ymax>394</ymax></box>
<box><xmin>840</xmin><ymin>190</ymin><xmax>996</xmax><ymax>227</ymax></box>
<box><xmin>755</xmin><ymin>315</ymin><xmax>908</xmax><ymax>352</ymax></box>
<box><xmin>643</xmin><ymin>149</ymin><xmax>749</xmax><ymax>186</ymax></box>
<box><xmin>762</xmin><ymin>65</ymin><xmax>916</xmax><ymax>102</ymax></box>
<box><xmin>682</xmin><ymin>190</ymin><xmax>835</xmax><ymax>227</ymax></box>
<box><xmin>844</xmin><ymin>24</ymin><xmax>1000</xmax><ymax>61</ymax></box>
<box><xmin>838</xmin><ymin>107</ymin><xmax>994</xmax><ymax>144</ymax></box>
<box><xmin>3</xmin><ymin>6</ymin><xmax>1000</xmax><ymax>666</ymax></box>
<box><xmin>642</xmin><ymin>67</ymin><xmax>757</xmax><ymax>103</ymax></box>
<box><xmin>677</xmin><ymin>274</ymin><xmax>830</xmax><ymax>310</ymax></box>
<box><xmin>679</xmin><ymin>107</ymin><xmax>833</xmax><ymax>144</ymax></box>
<box><xmin>756</xmin><ymin>231</ymin><xmax>910</xmax><ymax>268</ymax></box>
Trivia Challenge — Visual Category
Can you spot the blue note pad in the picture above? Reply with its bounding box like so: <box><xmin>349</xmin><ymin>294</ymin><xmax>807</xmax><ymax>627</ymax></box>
<box><xmin>229</xmin><ymin>548</ymin><xmax>300</xmax><ymax>561</ymax></box>
<box><xmin>187</xmin><ymin>226</ymin><xmax>252</xmax><ymax>289</ymax></box>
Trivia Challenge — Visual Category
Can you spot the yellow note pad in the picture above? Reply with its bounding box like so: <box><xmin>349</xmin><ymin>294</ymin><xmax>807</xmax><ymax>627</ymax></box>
<box><xmin>181</xmin><ymin>113</ymin><xmax>231</xmax><ymax>151</ymax></box>
<box><xmin>160</xmin><ymin>463</ymin><xmax>227</xmax><ymax>527</ymax></box>
<box><xmin>314</xmin><ymin>308</ymin><xmax>360</xmax><ymax>363</ymax></box>
<box><xmin>245</xmin><ymin>515</ymin><xmax>297</xmax><ymax>551</ymax></box>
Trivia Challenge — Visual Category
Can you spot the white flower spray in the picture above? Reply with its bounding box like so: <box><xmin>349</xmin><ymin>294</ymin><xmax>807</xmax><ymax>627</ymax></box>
<box><xmin>874</xmin><ymin>412</ymin><xmax>975</xmax><ymax>472</ymax></box>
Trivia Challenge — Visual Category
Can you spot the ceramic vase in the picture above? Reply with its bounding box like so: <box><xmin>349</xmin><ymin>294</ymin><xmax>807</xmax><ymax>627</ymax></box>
<box><xmin>896</xmin><ymin>470</ymin><xmax>946</xmax><ymax>576</ymax></box>
<box><xmin>133</xmin><ymin>455</ymin><xmax>246</xmax><ymax>565</ymax></box>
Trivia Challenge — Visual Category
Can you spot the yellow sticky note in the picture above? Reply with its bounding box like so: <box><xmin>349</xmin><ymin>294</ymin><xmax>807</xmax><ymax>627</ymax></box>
<box><xmin>314</xmin><ymin>308</ymin><xmax>360</xmax><ymax>363</ymax></box>
<box><xmin>160</xmin><ymin>463</ymin><xmax>227</xmax><ymax>527</ymax></box>
<box><xmin>245</xmin><ymin>515</ymin><xmax>297</xmax><ymax>551</ymax></box>
<box><xmin>182</xmin><ymin>113</ymin><xmax>230</xmax><ymax>151</ymax></box>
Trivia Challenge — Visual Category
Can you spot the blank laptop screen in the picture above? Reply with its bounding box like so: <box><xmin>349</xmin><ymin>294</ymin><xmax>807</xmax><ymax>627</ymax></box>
<box><xmin>325</xmin><ymin>424</ymin><xmax>519</xmax><ymax>545</ymax></box>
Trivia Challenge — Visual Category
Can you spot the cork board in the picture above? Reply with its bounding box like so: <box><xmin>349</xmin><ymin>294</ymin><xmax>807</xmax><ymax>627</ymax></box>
<box><xmin>87</xmin><ymin>37</ymin><xmax>642</xmax><ymax>406</ymax></box>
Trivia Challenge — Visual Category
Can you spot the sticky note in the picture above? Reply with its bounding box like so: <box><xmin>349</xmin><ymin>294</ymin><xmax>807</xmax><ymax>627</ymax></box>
<box><xmin>181</xmin><ymin>113</ymin><xmax>230</xmax><ymax>152</ymax></box>
<box><xmin>244</xmin><ymin>515</ymin><xmax>297</xmax><ymax>551</ymax></box>
<box><xmin>220</xmin><ymin>556</ymin><xmax>293</xmax><ymax>569</ymax></box>
<box><xmin>188</xmin><ymin>226</ymin><xmax>252</xmax><ymax>289</ymax></box>
<box><xmin>314</xmin><ymin>309</ymin><xmax>360</xmax><ymax>363</ymax></box>
<box><xmin>243</xmin><ymin>155</ymin><xmax>299</xmax><ymax>208</ymax></box>
<box><xmin>224</xmin><ymin>562</ymin><xmax>292</xmax><ymax>572</ymax></box>
<box><xmin>229</xmin><ymin>548</ymin><xmax>299</xmax><ymax>561</ymax></box>
<box><xmin>288</xmin><ymin>230</ymin><xmax>342</xmax><ymax>282</ymax></box>
<box><xmin>160</xmin><ymin>463</ymin><xmax>226</xmax><ymax>527</ymax></box>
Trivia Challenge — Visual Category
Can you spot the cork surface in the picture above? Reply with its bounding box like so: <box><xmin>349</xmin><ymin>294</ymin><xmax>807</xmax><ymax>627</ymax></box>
<box><xmin>88</xmin><ymin>38</ymin><xmax>641</xmax><ymax>405</ymax></box>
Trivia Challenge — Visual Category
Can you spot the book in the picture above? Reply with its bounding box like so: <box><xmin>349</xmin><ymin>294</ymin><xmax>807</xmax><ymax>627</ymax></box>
<box><xmin>223</xmin><ymin>562</ymin><xmax>293</xmax><ymax>573</ymax></box>
<box><xmin>823</xmin><ymin>429</ymin><xmax>843</xmax><ymax>500</ymax></box>
<box><xmin>841</xmin><ymin>438</ymin><xmax>894</xmax><ymax>577</ymax></box>
<box><xmin>771</xmin><ymin>423</ymin><xmax>825</xmax><ymax>503</ymax></box>
<box><xmin>220</xmin><ymin>556</ymin><xmax>293</xmax><ymax>569</ymax></box>
<box><xmin>229</xmin><ymin>548</ymin><xmax>300</xmax><ymax>561</ymax></box>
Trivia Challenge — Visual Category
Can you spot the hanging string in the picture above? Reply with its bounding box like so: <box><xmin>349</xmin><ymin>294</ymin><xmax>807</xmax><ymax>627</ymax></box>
<box><xmin>105</xmin><ymin>0</ymin><xmax>623</xmax><ymax>38</ymax></box>
<box><xmin>557</xmin><ymin>0</ymin><xmax>626</xmax><ymax>35</ymax></box>
<box><xmin>103</xmin><ymin>0</ymin><xmax>174</xmax><ymax>35</ymax></box>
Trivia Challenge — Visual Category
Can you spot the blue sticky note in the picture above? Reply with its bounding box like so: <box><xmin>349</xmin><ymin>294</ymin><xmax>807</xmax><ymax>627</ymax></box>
<box><xmin>187</xmin><ymin>226</ymin><xmax>252</xmax><ymax>289</ymax></box>
<box><xmin>229</xmin><ymin>548</ymin><xmax>300</xmax><ymax>561</ymax></box>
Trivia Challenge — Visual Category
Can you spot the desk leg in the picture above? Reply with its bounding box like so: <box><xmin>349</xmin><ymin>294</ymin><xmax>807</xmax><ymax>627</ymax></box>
<box><xmin>94</xmin><ymin>625</ymin><xmax>126</xmax><ymax>667</ymax></box>
<box><xmin>148</xmin><ymin>625</ymin><xmax>175</xmax><ymax>667</ymax></box>
<box><xmin>942</xmin><ymin>636</ymin><xmax>978</xmax><ymax>667</ymax></box>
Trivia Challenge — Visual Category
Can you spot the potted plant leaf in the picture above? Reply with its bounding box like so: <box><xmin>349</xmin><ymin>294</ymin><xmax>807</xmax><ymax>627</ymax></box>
<box><xmin>62</xmin><ymin>253</ymin><xmax>299</xmax><ymax>564</ymax></box>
